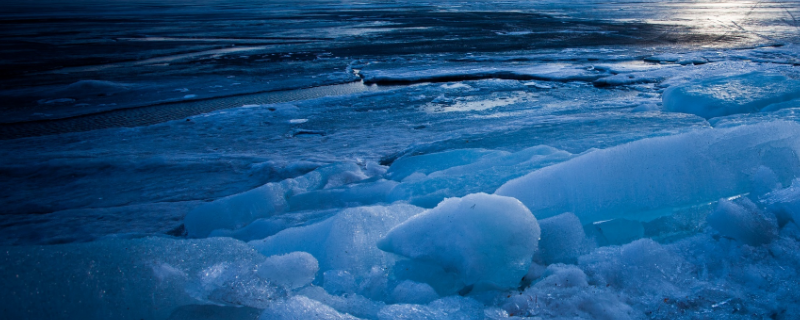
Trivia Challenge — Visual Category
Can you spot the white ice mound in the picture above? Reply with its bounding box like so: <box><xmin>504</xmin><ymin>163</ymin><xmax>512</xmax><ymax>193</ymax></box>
<box><xmin>257</xmin><ymin>252</ymin><xmax>319</xmax><ymax>290</ymax></box>
<box><xmin>377</xmin><ymin>193</ymin><xmax>540</xmax><ymax>289</ymax></box>
<box><xmin>495</xmin><ymin>121</ymin><xmax>800</xmax><ymax>223</ymax></box>
<box><xmin>662</xmin><ymin>72</ymin><xmax>800</xmax><ymax>119</ymax></box>
<box><xmin>707</xmin><ymin>198</ymin><xmax>778</xmax><ymax>246</ymax></box>
<box><xmin>250</xmin><ymin>204</ymin><xmax>424</xmax><ymax>276</ymax></box>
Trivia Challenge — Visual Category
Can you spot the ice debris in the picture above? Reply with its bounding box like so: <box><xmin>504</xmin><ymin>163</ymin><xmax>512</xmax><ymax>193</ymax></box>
<box><xmin>377</xmin><ymin>296</ymin><xmax>484</xmax><ymax>320</ymax></box>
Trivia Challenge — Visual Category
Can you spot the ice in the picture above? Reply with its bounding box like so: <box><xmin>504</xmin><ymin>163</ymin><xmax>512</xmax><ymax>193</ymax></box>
<box><xmin>0</xmin><ymin>200</ymin><xmax>199</xmax><ymax>245</ymax></box>
<box><xmin>502</xmin><ymin>264</ymin><xmax>634</xmax><ymax>319</ymax></box>
<box><xmin>209</xmin><ymin>217</ymin><xmax>291</xmax><ymax>242</ymax></box>
<box><xmin>259</xmin><ymin>296</ymin><xmax>363</xmax><ymax>320</ymax></box>
<box><xmin>420</xmin><ymin>92</ymin><xmax>532</xmax><ymax>113</ymax></box>
<box><xmin>287</xmin><ymin>179</ymin><xmax>399</xmax><ymax>212</ymax></box>
<box><xmin>390</xmin><ymin>280</ymin><xmax>440</xmax><ymax>305</ymax></box>
<box><xmin>250</xmin><ymin>204</ymin><xmax>424</xmax><ymax>277</ymax></box>
<box><xmin>582</xmin><ymin>231</ymin><xmax>800</xmax><ymax>318</ymax></box>
<box><xmin>535</xmin><ymin>212</ymin><xmax>591</xmax><ymax>264</ymax></box>
<box><xmin>501</xmin><ymin>223</ymin><xmax>800</xmax><ymax>319</ymax></box>
<box><xmin>377</xmin><ymin>296</ymin><xmax>484</xmax><ymax>320</ymax></box>
<box><xmin>377</xmin><ymin>193</ymin><xmax>540</xmax><ymax>290</ymax></box>
<box><xmin>707</xmin><ymin>198</ymin><xmax>778</xmax><ymax>246</ymax></box>
<box><xmin>386</xmin><ymin>149</ymin><xmax>503</xmax><ymax>181</ymax></box>
<box><xmin>593</xmin><ymin>67</ymin><xmax>681</xmax><ymax>87</ymax></box>
<box><xmin>762</xmin><ymin>98</ymin><xmax>800</xmax><ymax>113</ymax></box>
<box><xmin>257</xmin><ymin>252</ymin><xmax>319</xmax><ymax>290</ymax></box>
<box><xmin>579</xmin><ymin>239</ymin><xmax>690</xmax><ymax>309</ymax></box>
<box><xmin>185</xmin><ymin>162</ymin><xmax>373</xmax><ymax>238</ymax></box>
<box><xmin>391</xmin><ymin>260</ymin><xmax>467</xmax><ymax>296</ymax></box>
<box><xmin>167</xmin><ymin>305</ymin><xmax>261</xmax><ymax>320</ymax></box>
<box><xmin>644</xmin><ymin>53</ymin><xmax>708</xmax><ymax>65</ymax></box>
<box><xmin>187</xmin><ymin>261</ymin><xmax>284</xmax><ymax>309</ymax></box>
<box><xmin>763</xmin><ymin>178</ymin><xmax>800</xmax><ymax>225</ymax></box>
<box><xmin>496</xmin><ymin>121</ymin><xmax>800</xmax><ymax>223</ymax></box>
<box><xmin>750</xmin><ymin>165</ymin><xmax>783</xmax><ymax>198</ymax></box>
<box><xmin>386</xmin><ymin>145</ymin><xmax>573</xmax><ymax>208</ymax></box>
<box><xmin>360</xmin><ymin>62</ymin><xmax>602</xmax><ymax>84</ymax></box>
<box><xmin>0</xmin><ymin>237</ymin><xmax>277</xmax><ymax>319</ymax></box>
<box><xmin>588</xmin><ymin>218</ymin><xmax>646</xmax><ymax>246</ymax></box>
<box><xmin>324</xmin><ymin>270</ymin><xmax>358</xmax><ymax>295</ymax></box>
<box><xmin>298</xmin><ymin>286</ymin><xmax>386</xmax><ymax>319</ymax></box>
<box><xmin>38</xmin><ymin>97</ymin><xmax>76</xmax><ymax>104</ymax></box>
<box><xmin>185</xmin><ymin>183</ymin><xmax>289</xmax><ymax>238</ymax></box>
<box><xmin>663</xmin><ymin>72</ymin><xmax>800</xmax><ymax>119</ymax></box>
<box><xmin>55</xmin><ymin>79</ymin><xmax>130</xmax><ymax>96</ymax></box>
<box><xmin>6</xmin><ymin>1</ymin><xmax>800</xmax><ymax>319</ymax></box>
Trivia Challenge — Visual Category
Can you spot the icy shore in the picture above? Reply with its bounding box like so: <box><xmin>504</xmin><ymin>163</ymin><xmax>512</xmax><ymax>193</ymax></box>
<box><xmin>4</xmin><ymin>0</ymin><xmax>800</xmax><ymax>319</ymax></box>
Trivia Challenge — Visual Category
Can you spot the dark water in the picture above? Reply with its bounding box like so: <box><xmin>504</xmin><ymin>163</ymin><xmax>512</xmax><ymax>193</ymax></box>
<box><xmin>2</xmin><ymin>0</ymin><xmax>796</xmax><ymax>99</ymax></box>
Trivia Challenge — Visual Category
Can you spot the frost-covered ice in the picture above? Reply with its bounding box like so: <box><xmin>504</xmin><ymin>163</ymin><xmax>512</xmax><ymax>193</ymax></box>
<box><xmin>5</xmin><ymin>0</ymin><xmax>800</xmax><ymax>319</ymax></box>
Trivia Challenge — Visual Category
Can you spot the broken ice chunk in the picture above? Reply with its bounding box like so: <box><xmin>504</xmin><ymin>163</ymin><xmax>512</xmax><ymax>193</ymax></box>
<box><xmin>377</xmin><ymin>193</ymin><xmax>540</xmax><ymax>290</ymax></box>
<box><xmin>536</xmin><ymin>212</ymin><xmax>591</xmax><ymax>264</ymax></box>
<box><xmin>256</xmin><ymin>252</ymin><xmax>319</xmax><ymax>290</ymax></box>
<box><xmin>707</xmin><ymin>198</ymin><xmax>778</xmax><ymax>246</ymax></box>
<box><xmin>496</xmin><ymin>121</ymin><xmax>800</xmax><ymax>223</ymax></box>
<box><xmin>250</xmin><ymin>204</ymin><xmax>424</xmax><ymax>276</ymax></box>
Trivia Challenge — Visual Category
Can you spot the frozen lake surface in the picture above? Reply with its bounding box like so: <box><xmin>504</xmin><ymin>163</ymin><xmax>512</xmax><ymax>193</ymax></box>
<box><xmin>3</xmin><ymin>0</ymin><xmax>800</xmax><ymax>319</ymax></box>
